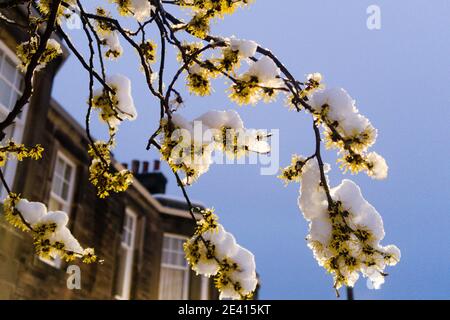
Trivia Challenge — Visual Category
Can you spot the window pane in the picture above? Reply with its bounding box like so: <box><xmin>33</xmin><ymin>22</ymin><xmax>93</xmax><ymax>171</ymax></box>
<box><xmin>126</xmin><ymin>215</ymin><xmax>131</xmax><ymax>228</ymax></box>
<box><xmin>9</xmin><ymin>90</ymin><xmax>18</xmax><ymax>110</ymax></box>
<box><xmin>64</xmin><ymin>164</ymin><xmax>72</xmax><ymax>181</ymax></box>
<box><xmin>176</xmin><ymin>239</ymin><xmax>183</xmax><ymax>251</ymax></box>
<box><xmin>61</xmin><ymin>181</ymin><xmax>69</xmax><ymax>200</ymax></box>
<box><xmin>15</xmin><ymin>73</ymin><xmax>23</xmax><ymax>92</ymax></box>
<box><xmin>163</xmin><ymin>237</ymin><xmax>169</xmax><ymax>249</ymax></box>
<box><xmin>55</xmin><ymin>158</ymin><xmax>64</xmax><ymax>176</ymax></box>
<box><xmin>52</xmin><ymin>175</ymin><xmax>62</xmax><ymax>196</ymax></box>
<box><xmin>159</xmin><ymin>268</ymin><xmax>186</xmax><ymax>300</ymax></box>
<box><xmin>0</xmin><ymin>124</ymin><xmax>14</xmax><ymax>143</ymax></box>
<box><xmin>2</xmin><ymin>56</ymin><xmax>16</xmax><ymax>84</ymax></box>
<box><xmin>115</xmin><ymin>246</ymin><xmax>128</xmax><ymax>298</ymax></box>
<box><xmin>0</xmin><ymin>78</ymin><xmax>12</xmax><ymax>108</ymax></box>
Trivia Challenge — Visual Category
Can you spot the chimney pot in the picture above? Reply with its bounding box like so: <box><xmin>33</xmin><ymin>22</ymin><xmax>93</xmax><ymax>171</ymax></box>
<box><xmin>122</xmin><ymin>163</ymin><xmax>128</xmax><ymax>169</ymax></box>
<box><xmin>131</xmin><ymin>160</ymin><xmax>140</xmax><ymax>174</ymax></box>
<box><xmin>143</xmin><ymin>161</ymin><xmax>149</xmax><ymax>174</ymax></box>
<box><xmin>154</xmin><ymin>160</ymin><xmax>161</xmax><ymax>171</ymax></box>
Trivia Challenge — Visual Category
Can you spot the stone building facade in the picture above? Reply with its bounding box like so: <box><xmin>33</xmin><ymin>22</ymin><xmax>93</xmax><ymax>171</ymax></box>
<box><xmin>0</xmin><ymin>6</ymin><xmax>217</xmax><ymax>300</ymax></box>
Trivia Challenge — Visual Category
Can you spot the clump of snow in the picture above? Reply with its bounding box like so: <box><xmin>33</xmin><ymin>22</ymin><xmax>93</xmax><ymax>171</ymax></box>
<box><xmin>366</xmin><ymin>152</ymin><xmax>388</xmax><ymax>180</ymax></box>
<box><xmin>131</xmin><ymin>0</ymin><xmax>155</xmax><ymax>22</ymax></box>
<box><xmin>248</xmin><ymin>56</ymin><xmax>281</xmax><ymax>84</ymax></box>
<box><xmin>228</xmin><ymin>37</ymin><xmax>258</xmax><ymax>59</ymax></box>
<box><xmin>16</xmin><ymin>199</ymin><xmax>47</xmax><ymax>225</ymax></box>
<box><xmin>15</xmin><ymin>198</ymin><xmax>85</xmax><ymax>255</ymax></box>
<box><xmin>108</xmin><ymin>74</ymin><xmax>137</xmax><ymax>121</ymax></box>
<box><xmin>102</xmin><ymin>31</ymin><xmax>123</xmax><ymax>59</ymax></box>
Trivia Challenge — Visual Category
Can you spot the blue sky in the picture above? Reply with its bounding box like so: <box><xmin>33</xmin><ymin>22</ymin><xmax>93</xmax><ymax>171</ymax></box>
<box><xmin>54</xmin><ymin>0</ymin><xmax>450</xmax><ymax>299</ymax></box>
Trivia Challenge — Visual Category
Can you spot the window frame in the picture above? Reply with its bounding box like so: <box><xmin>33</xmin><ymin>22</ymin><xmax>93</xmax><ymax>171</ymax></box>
<box><xmin>115</xmin><ymin>208</ymin><xmax>138</xmax><ymax>300</ymax></box>
<box><xmin>40</xmin><ymin>151</ymin><xmax>76</xmax><ymax>268</ymax></box>
<box><xmin>48</xmin><ymin>150</ymin><xmax>76</xmax><ymax>214</ymax></box>
<box><xmin>0</xmin><ymin>40</ymin><xmax>29</xmax><ymax>200</ymax></box>
<box><xmin>158</xmin><ymin>233</ymin><xmax>190</xmax><ymax>300</ymax></box>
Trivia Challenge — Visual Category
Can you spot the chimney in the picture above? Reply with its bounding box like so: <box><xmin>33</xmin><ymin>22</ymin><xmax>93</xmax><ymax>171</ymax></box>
<box><xmin>142</xmin><ymin>161</ymin><xmax>149</xmax><ymax>174</ymax></box>
<box><xmin>131</xmin><ymin>160</ymin><xmax>140</xmax><ymax>174</ymax></box>
<box><xmin>122</xmin><ymin>163</ymin><xmax>128</xmax><ymax>169</ymax></box>
<box><xmin>153</xmin><ymin>160</ymin><xmax>160</xmax><ymax>171</ymax></box>
<box><xmin>135</xmin><ymin>159</ymin><xmax>167</xmax><ymax>194</ymax></box>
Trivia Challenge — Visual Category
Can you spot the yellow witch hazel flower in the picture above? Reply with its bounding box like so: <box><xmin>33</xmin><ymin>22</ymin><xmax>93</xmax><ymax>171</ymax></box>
<box><xmin>186</xmin><ymin>63</ymin><xmax>212</xmax><ymax>96</ymax></box>
<box><xmin>140</xmin><ymin>40</ymin><xmax>157</xmax><ymax>64</ymax></box>
<box><xmin>180</xmin><ymin>0</ymin><xmax>254</xmax><ymax>38</ymax></box>
<box><xmin>3</xmin><ymin>194</ymin><xmax>97</xmax><ymax>264</ymax></box>
<box><xmin>337</xmin><ymin>150</ymin><xmax>388</xmax><ymax>180</ymax></box>
<box><xmin>3</xmin><ymin>193</ymin><xmax>26</xmax><ymax>231</ymax></box>
<box><xmin>278</xmin><ymin>154</ymin><xmax>307</xmax><ymax>185</ymax></box>
<box><xmin>88</xmin><ymin>141</ymin><xmax>133</xmax><ymax>198</ymax></box>
<box><xmin>17</xmin><ymin>36</ymin><xmax>62</xmax><ymax>72</ymax></box>
<box><xmin>184</xmin><ymin>208</ymin><xmax>258</xmax><ymax>300</ymax></box>
<box><xmin>0</xmin><ymin>141</ymin><xmax>44</xmax><ymax>167</ymax></box>
<box><xmin>36</xmin><ymin>0</ymin><xmax>77</xmax><ymax>18</ymax></box>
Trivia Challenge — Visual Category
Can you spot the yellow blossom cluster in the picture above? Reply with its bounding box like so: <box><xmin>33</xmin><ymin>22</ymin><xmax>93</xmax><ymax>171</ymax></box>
<box><xmin>182</xmin><ymin>0</ymin><xmax>254</xmax><ymax>38</ymax></box>
<box><xmin>0</xmin><ymin>141</ymin><xmax>44</xmax><ymax>167</ymax></box>
<box><xmin>278</xmin><ymin>155</ymin><xmax>307</xmax><ymax>185</ymax></box>
<box><xmin>17</xmin><ymin>36</ymin><xmax>63</xmax><ymax>72</ymax></box>
<box><xmin>88</xmin><ymin>142</ymin><xmax>133</xmax><ymax>198</ymax></box>
<box><xmin>140</xmin><ymin>40</ymin><xmax>157</xmax><ymax>64</ymax></box>
<box><xmin>36</xmin><ymin>0</ymin><xmax>76</xmax><ymax>19</ymax></box>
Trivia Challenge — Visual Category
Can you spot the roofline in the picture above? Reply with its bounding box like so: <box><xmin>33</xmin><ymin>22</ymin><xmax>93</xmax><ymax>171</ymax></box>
<box><xmin>49</xmin><ymin>99</ymin><xmax>202</xmax><ymax>220</ymax></box>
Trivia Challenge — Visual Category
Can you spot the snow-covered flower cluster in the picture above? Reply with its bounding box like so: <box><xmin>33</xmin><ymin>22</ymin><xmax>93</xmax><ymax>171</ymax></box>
<box><xmin>159</xmin><ymin>110</ymin><xmax>270</xmax><ymax>184</ymax></box>
<box><xmin>182</xmin><ymin>37</ymin><xmax>262</xmax><ymax>99</ymax></box>
<box><xmin>184</xmin><ymin>208</ymin><xmax>258</xmax><ymax>299</ymax></box>
<box><xmin>109</xmin><ymin>0</ymin><xmax>155</xmax><ymax>22</ymax></box>
<box><xmin>308</xmin><ymin>87</ymin><xmax>388</xmax><ymax>179</ymax></box>
<box><xmin>89</xmin><ymin>74</ymin><xmax>136</xmax><ymax>197</ymax></box>
<box><xmin>92</xmin><ymin>7</ymin><xmax>123</xmax><ymax>60</ymax></box>
<box><xmin>101</xmin><ymin>31</ymin><xmax>123</xmax><ymax>60</ymax></box>
<box><xmin>229</xmin><ymin>56</ymin><xmax>284</xmax><ymax>105</ymax></box>
<box><xmin>3</xmin><ymin>194</ymin><xmax>97</xmax><ymax>264</ymax></box>
<box><xmin>284</xmin><ymin>72</ymin><xmax>324</xmax><ymax>108</ymax></box>
<box><xmin>297</xmin><ymin>159</ymin><xmax>400</xmax><ymax>290</ymax></box>
<box><xmin>16</xmin><ymin>37</ymin><xmax>62</xmax><ymax>72</ymax></box>
<box><xmin>217</xmin><ymin>37</ymin><xmax>257</xmax><ymax>72</ymax></box>
<box><xmin>92</xmin><ymin>74</ymin><xmax>137</xmax><ymax>129</ymax></box>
